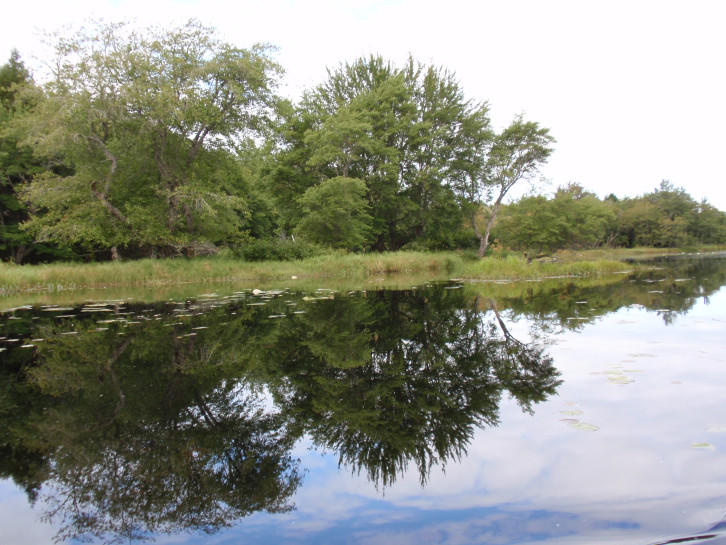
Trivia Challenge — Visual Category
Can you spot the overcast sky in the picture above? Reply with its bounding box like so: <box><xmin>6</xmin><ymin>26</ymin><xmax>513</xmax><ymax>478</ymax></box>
<box><xmin>3</xmin><ymin>0</ymin><xmax>725</xmax><ymax>209</ymax></box>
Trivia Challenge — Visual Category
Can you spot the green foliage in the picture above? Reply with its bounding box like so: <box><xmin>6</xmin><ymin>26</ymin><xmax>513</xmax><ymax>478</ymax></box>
<box><xmin>614</xmin><ymin>181</ymin><xmax>726</xmax><ymax>248</ymax></box>
<box><xmin>3</xmin><ymin>23</ymin><xmax>721</xmax><ymax>266</ymax></box>
<box><xmin>690</xmin><ymin>200</ymin><xmax>726</xmax><ymax>244</ymax></box>
<box><xmin>0</xmin><ymin>50</ymin><xmax>66</xmax><ymax>264</ymax></box>
<box><xmin>492</xmin><ymin>181</ymin><xmax>726</xmax><ymax>253</ymax></box>
<box><xmin>472</xmin><ymin>115</ymin><xmax>556</xmax><ymax>256</ymax></box>
<box><xmin>493</xmin><ymin>183</ymin><xmax>617</xmax><ymax>253</ymax></box>
<box><xmin>272</xmin><ymin>55</ymin><xmax>492</xmax><ymax>251</ymax></box>
<box><xmin>19</xmin><ymin>20</ymin><xmax>281</xmax><ymax>256</ymax></box>
<box><xmin>234</xmin><ymin>238</ymin><xmax>325</xmax><ymax>262</ymax></box>
<box><xmin>294</xmin><ymin>176</ymin><xmax>373</xmax><ymax>250</ymax></box>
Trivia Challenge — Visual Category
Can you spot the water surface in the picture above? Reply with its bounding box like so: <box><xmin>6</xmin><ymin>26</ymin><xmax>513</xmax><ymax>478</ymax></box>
<box><xmin>1</xmin><ymin>255</ymin><xmax>725</xmax><ymax>544</ymax></box>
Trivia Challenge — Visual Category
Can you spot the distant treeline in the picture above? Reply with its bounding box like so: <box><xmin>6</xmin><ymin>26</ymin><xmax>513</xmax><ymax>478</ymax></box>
<box><xmin>491</xmin><ymin>181</ymin><xmax>726</xmax><ymax>254</ymax></box>
<box><xmin>0</xmin><ymin>20</ymin><xmax>724</xmax><ymax>264</ymax></box>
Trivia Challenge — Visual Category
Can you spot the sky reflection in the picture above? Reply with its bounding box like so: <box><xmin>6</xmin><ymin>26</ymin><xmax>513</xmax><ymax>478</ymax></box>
<box><xmin>234</xmin><ymin>289</ymin><xmax>726</xmax><ymax>545</ymax></box>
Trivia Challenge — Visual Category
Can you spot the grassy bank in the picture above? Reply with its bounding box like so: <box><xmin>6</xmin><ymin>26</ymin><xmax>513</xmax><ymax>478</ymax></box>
<box><xmin>0</xmin><ymin>250</ymin><xmax>638</xmax><ymax>296</ymax></box>
<box><xmin>553</xmin><ymin>245</ymin><xmax>726</xmax><ymax>261</ymax></box>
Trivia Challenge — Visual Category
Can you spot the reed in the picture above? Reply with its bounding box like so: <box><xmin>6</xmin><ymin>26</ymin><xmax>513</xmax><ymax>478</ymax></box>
<box><xmin>0</xmin><ymin>250</ymin><xmax>636</xmax><ymax>296</ymax></box>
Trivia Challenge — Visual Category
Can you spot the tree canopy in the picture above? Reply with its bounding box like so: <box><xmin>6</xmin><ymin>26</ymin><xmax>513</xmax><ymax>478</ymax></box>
<box><xmin>2</xmin><ymin>20</ymin><xmax>724</xmax><ymax>263</ymax></box>
<box><xmin>270</xmin><ymin>55</ymin><xmax>492</xmax><ymax>251</ymax></box>
<box><xmin>492</xmin><ymin>180</ymin><xmax>726</xmax><ymax>252</ymax></box>
<box><xmin>18</xmin><ymin>20</ymin><xmax>281</xmax><ymax>258</ymax></box>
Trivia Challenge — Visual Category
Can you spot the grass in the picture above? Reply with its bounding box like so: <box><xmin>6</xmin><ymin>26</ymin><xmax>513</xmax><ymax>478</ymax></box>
<box><xmin>12</xmin><ymin>243</ymin><xmax>725</xmax><ymax>298</ymax></box>
<box><xmin>552</xmin><ymin>245</ymin><xmax>726</xmax><ymax>262</ymax></box>
<box><xmin>0</xmin><ymin>249</ymin><xmax>639</xmax><ymax>298</ymax></box>
<box><xmin>459</xmin><ymin>253</ymin><xmax>630</xmax><ymax>280</ymax></box>
<box><xmin>0</xmin><ymin>252</ymin><xmax>463</xmax><ymax>295</ymax></box>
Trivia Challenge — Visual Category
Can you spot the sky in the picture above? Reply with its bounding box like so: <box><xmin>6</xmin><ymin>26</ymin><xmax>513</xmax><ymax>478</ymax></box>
<box><xmin>3</xmin><ymin>0</ymin><xmax>726</xmax><ymax>209</ymax></box>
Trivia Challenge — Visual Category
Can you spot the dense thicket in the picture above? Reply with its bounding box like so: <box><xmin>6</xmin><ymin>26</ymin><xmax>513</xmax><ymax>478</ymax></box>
<box><xmin>0</xmin><ymin>21</ymin><xmax>724</xmax><ymax>263</ymax></box>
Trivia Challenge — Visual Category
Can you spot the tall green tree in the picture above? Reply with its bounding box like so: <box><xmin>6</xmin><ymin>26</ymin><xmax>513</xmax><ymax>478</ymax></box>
<box><xmin>613</xmin><ymin>181</ymin><xmax>722</xmax><ymax>248</ymax></box>
<box><xmin>0</xmin><ymin>50</ymin><xmax>48</xmax><ymax>263</ymax></box>
<box><xmin>471</xmin><ymin>115</ymin><xmax>555</xmax><ymax>257</ymax></box>
<box><xmin>690</xmin><ymin>199</ymin><xmax>726</xmax><ymax>244</ymax></box>
<box><xmin>274</xmin><ymin>55</ymin><xmax>491</xmax><ymax>251</ymax></box>
<box><xmin>20</xmin><ymin>20</ymin><xmax>281</xmax><ymax>258</ymax></box>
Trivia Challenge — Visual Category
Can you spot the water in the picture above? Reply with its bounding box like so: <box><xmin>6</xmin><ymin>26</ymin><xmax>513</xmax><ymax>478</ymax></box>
<box><xmin>1</xmin><ymin>254</ymin><xmax>726</xmax><ymax>544</ymax></box>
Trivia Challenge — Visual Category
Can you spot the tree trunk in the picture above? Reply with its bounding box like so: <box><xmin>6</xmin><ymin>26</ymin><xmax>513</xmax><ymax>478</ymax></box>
<box><xmin>13</xmin><ymin>245</ymin><xmax>29</xmax><ymax>265</ymax></box>
<box><xmin>474</xmin><ymin>197</ymin><xmax>504</xmax><ymax>258</ymax></box>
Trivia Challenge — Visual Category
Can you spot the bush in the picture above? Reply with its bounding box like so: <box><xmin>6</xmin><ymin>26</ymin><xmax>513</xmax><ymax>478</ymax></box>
<box><xmin>234</xmin><ymin>238</ymin><xmax>326</xmax><ymax>262</ymax></box>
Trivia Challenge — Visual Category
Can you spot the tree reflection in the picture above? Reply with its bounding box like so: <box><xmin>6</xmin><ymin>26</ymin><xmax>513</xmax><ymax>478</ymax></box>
<box><xmin>260</xmin><ymin>288</ymin><xmax>561</xmax><ymax>488</ymax></box>
<box><xmin>0</xmin><ymin>285</ymin><xmax>561</xmax><ymax>542</ymax></box>
<box><xmin>2</xmin><ymin>313</ymin><xmax>302</xmax><ymax>544</ymax></box>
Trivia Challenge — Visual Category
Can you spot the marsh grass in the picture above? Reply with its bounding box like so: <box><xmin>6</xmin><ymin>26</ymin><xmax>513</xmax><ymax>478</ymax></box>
<box><xmin>0</xmin><ymin>252</ymin><xmax>459</xmax><ymax>294</ymax></box>
<box><xmin>459</xmin><ymin>253</ymin><xmax>629</xmax><ymax>279</ymax></box>
<box><xmin>0</xmin><ymin>250</ymin><xmax>635</xmax><ymax>297</ymax></box>
<box><xmin>553</xmin><ymin>245</ymin><xmax>726</xmax><ymax>262</ymax></box>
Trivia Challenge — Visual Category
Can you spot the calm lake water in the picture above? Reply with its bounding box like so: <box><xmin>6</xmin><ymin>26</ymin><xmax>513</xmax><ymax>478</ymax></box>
<box><xmin>1</xmin><ymin>254</ymin><xmax>726</xmax><ymax>545</ymax></box>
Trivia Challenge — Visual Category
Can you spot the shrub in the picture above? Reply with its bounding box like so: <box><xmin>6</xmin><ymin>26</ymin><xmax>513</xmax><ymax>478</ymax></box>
<box><xmin>234</xmin><ymin>238</ymin><xmax>326</xmax><ymax>262</ymax></box>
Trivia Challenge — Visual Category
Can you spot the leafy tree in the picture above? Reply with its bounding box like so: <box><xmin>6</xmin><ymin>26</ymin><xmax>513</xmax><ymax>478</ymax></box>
<box><xmin>690</xmin><ymin>199</ymin><xmax>726</xmax><ymax>244</ymax></box>
<box><xmin>611</xmin><ymin>181</ymin><xmax>725</xmax><ymax>248</ymax></box>
<box><xmin>0</xmin><ymin>50</ymin><xmax>69</xmax><ymax>263</ymax></box>
<box><xmin>275</xmin><ymin>55</ymin><xmax>491</xmax><ymax>251</ymax></box>
<box><xmin>493</xmin><ymin>194</ymin><xmax>569</xmax><ymax>253</ymax></box>
<box><xmin>294</xmin><ymin>176</ymin><xmax>373</xmax><ymax>250</ymax></box>
<box><xmin>493</xmin><ymin>184</ymin><xmax>617</xmax><ymax>253</ymax></box>
<box><xmin>19</xmin><ymin>20</ymin><xmax>281</xmax><ymax>258</ymax></box>
<box><xmin>554</xmin><ymin>184</ymin><xmax>617</xmax><ymax>248</ymax></box>
<box><xmin>471</xmin><ymin>115</ymin><xmax>555</xmax><ymax>257</ymax></box>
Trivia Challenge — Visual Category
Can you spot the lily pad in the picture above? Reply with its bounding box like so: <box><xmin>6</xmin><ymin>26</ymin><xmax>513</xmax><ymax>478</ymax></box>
<box><xmin>566</xmin><ymin>420</ymin><xmax>599</xmax><ymax>431</ymax></box>
<box><xmin>691</xmin><ymin>442</ymin><xmax>715</xmax><ymax>450</ymax></box>
<box><xmin>608</xmin><ymin>375</ymin><xmax>635</xmax><ymax>385</ymax></box>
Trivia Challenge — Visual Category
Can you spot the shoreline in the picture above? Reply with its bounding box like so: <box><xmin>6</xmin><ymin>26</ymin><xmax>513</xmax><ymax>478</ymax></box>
<box><xmin>1</xmin><ymin>247</ymin><xmax>723</xmax><ymax>298</ymax></box>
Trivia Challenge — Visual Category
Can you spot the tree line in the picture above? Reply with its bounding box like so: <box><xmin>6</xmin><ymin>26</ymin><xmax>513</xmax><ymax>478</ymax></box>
<box><xmin>491</xmin><ymin>181</ymin><xmax>726</xmax><ymax>254</ymax></box>
<box><xmin>0</xmin><ymin>20</ymin><xmax>723</xmax><ymax>264</ymax></box>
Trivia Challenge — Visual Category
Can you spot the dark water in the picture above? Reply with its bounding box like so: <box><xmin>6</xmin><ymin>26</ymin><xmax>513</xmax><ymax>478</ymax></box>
<box><xmin>1</xmin><ymin>255</ymin><xmax>726</xmax><ymax>545</ymax></box>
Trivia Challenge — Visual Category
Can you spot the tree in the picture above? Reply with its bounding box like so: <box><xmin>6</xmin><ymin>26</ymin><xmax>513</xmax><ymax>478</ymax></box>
<box><xmin>472</xmin><ymin>115</ymin><xmax>555</xmax><ymax>257</ymax></box>
<box><xmin>293</xmin><ymin>176</ymin><xmax>373</xmax><ymax>250</ymax></box>
<box><xmin>0</xmin><ymin>50</ymin><xmax>48</xmax><ymax>263</ymax></box>
<box><xmin>492</xmin><ymin>186</ymin><xmax>617</xmax><ymax>253</ymax></box>
<box><xmin>492</xmin><ymin>194</ymin><xmax>568</xmax><ymax>253</ymax></box>
<box><xmin>690</xmin><ymin>199</ymin><xmax>726</xmax><ymax>244</ymax></box>
<box><xmin>20</xmin><ymin>20</ymin><xmax>281</xmax><ymax>258</ymax></box>
<box><xmin>611</xmin><ymin>181</ymin><xmax>724</xmax><ymax>248</ymax></box>
<box><xmin>274</xmin><ymin>55</ymin><xmax>491</xmax><ymax>251</ymax></box>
